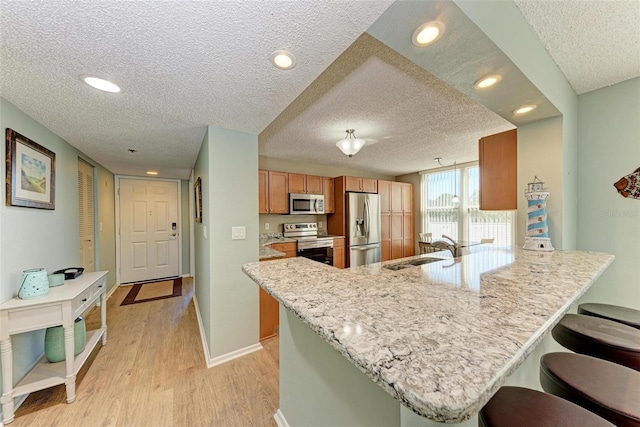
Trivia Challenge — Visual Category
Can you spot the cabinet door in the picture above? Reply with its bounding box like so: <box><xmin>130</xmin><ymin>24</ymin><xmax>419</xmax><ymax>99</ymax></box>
<box><xmin>402</xmin><ymin>183</ymin><xmax>413</xmax><ymax>213</ymax></box>
<box><xmin>268</xmin><ymin>171</ymin><xmax>289</xmax><ymax>213</ymax></box>
<box><xmin>332</xmin><ymin>237</ymin><xmax>345</xmax><ymax>268</ymax></box>
<box><xmin>288</xmin><ymin>173</ymin><xmax>306</xmax><ymax>194</ymax></box>
<box><xmin>381</xmin><ymin>240</ymin><xmax>391</xmax><ymax>262</ymax></box>
<box><xmin>258</xmin><ymin>170</ymin><xmax>269</xmax><ymax>214</ymax></box>
<box><xmin>391</xmin><ymin>182</ymin><xmax>403</xmax><ymax>213</ymax></box>
<box><xmin>479</xmin><ymin>129</ymin><xmax>517</xmax><ymax>210</ymax></box>
<box><xmin>378</xmin><ymin>180</ymin><xmax>391</xmax><ymax>214</ymax></box>
<box><xmin>391</xmin><ymin>214</ymin><xmax>404</xmax><ymax>260</ymax></box>
<box><xmin>381</xmin><ymin>213</ymin><xmax>391</xmax><ymax>261</ymax></box>
<box><xmin>323</xmin><ymin>177</ymin><xmax>335</xmax><ymax>213</ymax></box>
<box><xmin>306</xmin><ymin>175</ymin><xmax>323</xmax><ymax>194</ymax></box>
<box><xmin>259</xmin><ymin>288</ymin><xmax>279</xmax><ymax>340</ymax></box>
<box><xmin>362</xmin><ymin>178</ymin><xmax>378</xmax><ymax>193</ymax></box>
<box><xmin>345</xmin><ymin>176</ymin><xmax>362</xmax><ymax>192</ymax></box>
<box><xmin>402</xmin><ymin>214</ymin><xmax>414</xmax><ymax>257</ymax></box>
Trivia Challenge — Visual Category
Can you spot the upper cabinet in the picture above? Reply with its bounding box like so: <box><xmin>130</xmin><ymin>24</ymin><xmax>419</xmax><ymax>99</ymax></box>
<box><xmin>258</xmin><ymin>170</ymin><xmax>289</xmax><ymax>214</ymax></box>
<box><xmin>479</xmin><ymin>129</ymin><xmax>517</xmax><ymax>210</ymax></box>
<box><xmin>345</xmin><ymin>176</ymin><xmax>378</xmax><ymax>193</ymax></box>
<box><xmin>323</xmin><ymin>177</ymin><xmax>335</xmax><ymax>214</ymax></box>
<box><xmin>289</xmin><ymin>173</ymin><xmax>323</xmax><ymax>194</ymax></box>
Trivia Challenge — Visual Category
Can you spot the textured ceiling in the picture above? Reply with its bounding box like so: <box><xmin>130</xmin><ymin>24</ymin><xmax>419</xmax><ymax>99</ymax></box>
<box><xmin>513</xmin><ymin>0</ymin><xmax>640</xmax><ymax>95</ymax></box>
<box><xmin>1</xmin><ymin>1</ymin><xmax>638</xmax><ymax>179</ymax></box>
<box><xmin>0</xmin><ymin>0</ymin><xmax>394</xmax><ymax>178</ymax></box>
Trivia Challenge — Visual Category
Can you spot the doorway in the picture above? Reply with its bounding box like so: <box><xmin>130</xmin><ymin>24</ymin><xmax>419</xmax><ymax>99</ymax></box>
<box><xmin>116</xmin><ymin>177</ymin><xmax>181</xmax><ymax>284</ymax></box>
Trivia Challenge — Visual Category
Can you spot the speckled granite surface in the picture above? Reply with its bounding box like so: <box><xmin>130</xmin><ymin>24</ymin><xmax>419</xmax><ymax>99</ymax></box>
<box><xmin>242</xmin><ymin>246</ymin><xmax>614</xmax><ymax>422</ymax></box>
<box><xmin>258</xmin><ymin>237</ymin><xmax>297</xmax><ymax>260</ymax></box>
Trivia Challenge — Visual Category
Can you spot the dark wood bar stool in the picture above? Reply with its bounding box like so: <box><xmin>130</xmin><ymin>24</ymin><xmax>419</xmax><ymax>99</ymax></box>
<box><xmin>579</xmin><ymin>303</ymin><xmax>640</xmax><ymax>329</ymax></box>
<box><xmin>540</xmin><ymin>352</ymin><xmax>640</xmax><ymax>427</ymax></box>
<box><xmin>479</xmin><ymin>386</ymin><xmax>614</xmax><ymax>426</ymax></box>
<box><xmin>552</xmin><ymin>313</ymin><xmax>640</xmax><ymax>371</ymax></box>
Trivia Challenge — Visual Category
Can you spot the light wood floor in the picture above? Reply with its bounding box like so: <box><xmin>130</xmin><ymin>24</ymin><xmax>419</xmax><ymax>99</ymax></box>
<box><xmin>13</xmin><ymin>278</ymin><xmax>279</xmax><ymax>426</ymax></box>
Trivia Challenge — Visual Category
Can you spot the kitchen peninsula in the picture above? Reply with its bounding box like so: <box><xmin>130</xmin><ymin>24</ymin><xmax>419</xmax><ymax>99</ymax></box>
<box><xmin>243</xmin><ymin>246</ymin><xmax>614</xmax><ymax>426</ymax></box>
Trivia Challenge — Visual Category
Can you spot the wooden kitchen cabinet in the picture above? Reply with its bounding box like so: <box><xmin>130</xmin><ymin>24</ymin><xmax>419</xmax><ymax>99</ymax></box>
<box><xmin>479</xmin><ymin>129</ymin><xmax>517</xmax><ymax>210</ymax></box>
<box><xmin>259</xmin><ymin>242</ymin><xmax>296</xmax><ymax>340</ymax></box>
<box><xmin>332</xmin><ymin>237</ymin><xmax>345</xmax><ymax>268</ymax></box>
<box><xmin>345</xmin><ymin>176</ymin><xmax>378</xmax><ymax>193</ymax></box>
<box><xmin>323</xmin><ymin>177</ymin><xmax>335</xmax><ymax>213</ymax></box>
<box><xmin>289</xmin><ymin>173</ymin><xmax>324</xmax><ymax>195</ymax></box>
<box><xmin>259</xmin><ymin>170</ymin><xmax>289</xmax><ymax>214</ymax></box>
<box><xmin>378</xmin><ymin>180</ymin><xmax>414</xmax><ymax>260</ymax></box>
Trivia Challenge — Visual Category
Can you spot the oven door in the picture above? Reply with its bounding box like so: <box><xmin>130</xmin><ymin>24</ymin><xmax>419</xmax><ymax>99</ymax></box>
<box><xmin>298</xmin><ymin>247</ymin><xmax>332</xmax><ymax>265</ymax></box>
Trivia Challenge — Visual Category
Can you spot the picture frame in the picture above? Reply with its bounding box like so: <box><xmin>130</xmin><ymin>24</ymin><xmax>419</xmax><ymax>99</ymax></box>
<box><xmin>194</xmin><ymin>177</ymin><xmax>202</xmax><ymax>223</ymax></box>
<box><xmin>5</xmin><ymin>128</ymin><xmax>56</xmax><ymax>210</ymax></box>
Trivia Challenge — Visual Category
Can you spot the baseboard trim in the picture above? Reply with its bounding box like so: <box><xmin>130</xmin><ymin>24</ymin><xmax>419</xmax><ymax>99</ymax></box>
<box><xmin>181</xmin><ymin>274</ymin><xmax>192</xmax><ymax>278</ymax></box>
<box><xmin>274</xmin><ymin>409</ymin><xmax>290</xmax><ymax>427</ymax></box>
<box><xmin>209</xmin><ymin>343</ymin><xmax>263</xmax><ymax>368</ymax></box>
<box><xmin>192</xmin><ymin>294</ymin><xmax>262</xmax><ymax>368</ymax></box>
<box><xmin>106</xmin><ymin>284</ymin><xmax>120</xmax><ymax>300</ymax></box>
<box><xmin>192</xmin><ymin>293</ymin><xmax>212</xmax><ymax>366</ymax></box>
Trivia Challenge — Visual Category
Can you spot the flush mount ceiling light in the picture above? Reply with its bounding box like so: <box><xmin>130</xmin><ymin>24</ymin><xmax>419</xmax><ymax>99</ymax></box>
<box><xmin>474</xmin><ymin>75</ymin><xmax>502</xmax><ymax>90</ymax></box>
<box><xmin>411</xmin><ymin>21</ymin><xmax>445</xmax><ymax>47</ymax></box>
<box><xmin>513</xmin><ymin>104</ymin><xmax>537</xmax><ymax>115</ymax></box>
<box><xmin>270</xmin><ymin>50</ymin><xmax>296</xmax><ymax>70</ymax></box>
<box><xmin>81</xmin><ymin>75</ymin><xmax>121</xmax><ymax>93</ymax></box>
<box><xmin>336</xmin><ymin>129</ymin><xmax>366</xmax><ymax>157</ymax></box>
<box><xmin>146</xmin><ymin>171</ymin><xmax>158</xmax><ymax>176</ymax></box>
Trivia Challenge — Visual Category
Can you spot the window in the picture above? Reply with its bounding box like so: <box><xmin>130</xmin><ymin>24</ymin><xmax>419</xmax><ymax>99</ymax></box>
<box><xmin>421</xmin><ymin>163</ymin><xmax>515</xmax><ymax>245</ymax></box>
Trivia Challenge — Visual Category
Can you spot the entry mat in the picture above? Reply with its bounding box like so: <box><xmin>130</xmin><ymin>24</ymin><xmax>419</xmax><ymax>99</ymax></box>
<box><xmin>120</xmin><ymin>277</ymin><xmax>182</xmax><ymax>306</ymax></box>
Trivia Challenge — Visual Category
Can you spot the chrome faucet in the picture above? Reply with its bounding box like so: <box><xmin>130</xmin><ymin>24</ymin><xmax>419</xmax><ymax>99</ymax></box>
<box><xmin>430</xmin><ymin>235</ymin><xmax>462</xmax><ymax>257</ymax></box>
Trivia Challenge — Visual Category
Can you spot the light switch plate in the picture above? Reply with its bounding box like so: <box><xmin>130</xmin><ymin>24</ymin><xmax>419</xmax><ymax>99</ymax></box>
<box><xmin>232</xmin><ymin>226</ymin><xmax>246</xmax><ymax>240</ymax></box>
<box><xmin>265</xmin><ymin>223</ymin><xmax>270</xmax><ymax>230</ymax></box>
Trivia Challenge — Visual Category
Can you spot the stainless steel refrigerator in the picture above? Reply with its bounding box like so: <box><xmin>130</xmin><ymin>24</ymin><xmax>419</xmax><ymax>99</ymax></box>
<box><xmin>346</xmin><ymin>192</ymin><xmax>381</xmax><ymax>267</ymax></box>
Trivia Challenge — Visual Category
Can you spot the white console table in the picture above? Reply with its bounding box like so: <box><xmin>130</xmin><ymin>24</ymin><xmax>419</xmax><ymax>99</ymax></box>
<box><xmin>0</xmin><ymin>271</ymin><xmax>108</xmax><ymax>423</ymax></box>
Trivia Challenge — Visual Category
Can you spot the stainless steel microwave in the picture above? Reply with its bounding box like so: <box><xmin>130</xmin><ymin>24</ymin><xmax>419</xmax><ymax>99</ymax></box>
<box><xmin>289</xmin><ymin>193</ymin><xmax>325</xmax><ymax>215</ymax></box>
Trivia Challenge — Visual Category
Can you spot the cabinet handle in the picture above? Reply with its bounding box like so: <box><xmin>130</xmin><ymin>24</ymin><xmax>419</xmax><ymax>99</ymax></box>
<box><xmin>82</xmin><ymin>298</ymin><xmax>87</xmax><ymax>302</ymax></box>
<box><xmin>98</xmin><ymin>285</ymin><xmax>103</xmax><ymax>288</ymax></box>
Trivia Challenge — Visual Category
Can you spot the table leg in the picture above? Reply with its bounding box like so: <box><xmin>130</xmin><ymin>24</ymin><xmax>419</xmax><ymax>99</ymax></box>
<box><xmin>1</xmin><ymin>338</ymin><xmax>15</xmax><ymax>423</ymax></box>
<box><xmin>64</xmin><ymin>325</ymin><xmax>76</xmax><ymax>403</ymax></box>
<box><xmin>100</xmin><ymin>291</ymin><xmax>107</xmax><ymax>345</ymax></box>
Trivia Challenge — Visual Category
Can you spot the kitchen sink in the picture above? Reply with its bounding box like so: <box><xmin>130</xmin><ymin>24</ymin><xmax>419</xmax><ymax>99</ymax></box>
<box><xmin>383</xmin><ymin>258</ymin><xmax>445</xmax><ymax>270</ymax></box>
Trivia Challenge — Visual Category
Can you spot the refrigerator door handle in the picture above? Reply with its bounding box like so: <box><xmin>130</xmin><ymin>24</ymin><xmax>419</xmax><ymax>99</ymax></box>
<box><xmin>364</xmin><ymin>198</ymin><xmax>369</xmax><ymax>236</ymax></box>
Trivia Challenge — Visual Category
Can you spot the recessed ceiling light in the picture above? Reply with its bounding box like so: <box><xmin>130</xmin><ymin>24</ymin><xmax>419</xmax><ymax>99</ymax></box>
<box><xmin>81</xmin><ymin>76</ymin><xmax>121</xmax><ymax>93</ymax></box>
<box><xmin>411</xmin><ymin>21</ymin><xmax>445</xmax><ymax>47</ymax></box>
<box><xmin>270</xmin><ymin>50</ymin><xmax>296</xmax><ymax>70</ymax></box>
<box><xmin>146</xmin><ymin>171</ymin><xmax>158</xmax><ymax>176</ymax></box>
<box><xmin>474</xmin><ymin>75</ymin><xmax>502</xmax><ymax>90</ymax></box>
<box><xmin>513</xmin><ymin>105</ymin><xmax>537</xmax><ymax>115</ymax></box>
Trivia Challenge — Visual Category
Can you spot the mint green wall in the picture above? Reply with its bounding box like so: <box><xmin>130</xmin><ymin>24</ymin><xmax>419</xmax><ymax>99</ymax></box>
<box><xmin>193</xmin><ymin>128</ymin><xmax>212</xmax><ymax>351</ymax></box>
<box><xmin>0</xmin><ymin>97</ymin><xmax>116</xmax><ymax>416</ymax></box>
<box><xmin>208</xmin><ymin>127</ymin><xmax>259</xmax><ymax>357</ymax></box>
<box><xmin>577</xmin><ymin>78</ymin><xmax>640</xmax><ymax>308</ymax></box>
<box><xmin>453</xmin><ymin>0</ymin><xmax>579</xmax><ymax>249</ymax></box>
<box><xmin>181</xmin><ymin>179</ymin><xmax>190</xmax><ymax>275</ymax></box>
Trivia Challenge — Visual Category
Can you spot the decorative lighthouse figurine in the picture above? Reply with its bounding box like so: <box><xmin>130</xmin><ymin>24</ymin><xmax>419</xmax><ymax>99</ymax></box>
<box><xmin>523</xmin><ymin>176</ymin><xmax>554</xmax><ymax>252</ymax></box>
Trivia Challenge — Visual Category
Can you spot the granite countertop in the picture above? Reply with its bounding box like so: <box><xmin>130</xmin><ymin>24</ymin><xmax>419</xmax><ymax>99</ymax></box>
<box><xmin>258</xmin><ymin>237</ymin><xmax>297</xmax><ymax>260</ymax></box>
<box><xmin>242</xmin><ymin>246</ymin><xmax>614</xmax><ymax>422</ymax></box>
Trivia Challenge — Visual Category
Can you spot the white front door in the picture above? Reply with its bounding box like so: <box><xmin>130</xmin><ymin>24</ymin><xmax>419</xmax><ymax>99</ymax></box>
<box><xmin>78</xmin><ymin>159</ymin><xmax>95</xmax><ymax>272</ymax></box>
<box><xmin>119</xmin><ymin>178</ymin><xmax>180</xmax><ymax>283</ymax></box>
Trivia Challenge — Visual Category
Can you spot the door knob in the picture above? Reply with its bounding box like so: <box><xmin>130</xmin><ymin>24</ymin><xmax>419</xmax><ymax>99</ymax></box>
<box><xmin>170</xmin><ymin>233</ymin><xmax>177</xmax><ymax>237</ymax></box>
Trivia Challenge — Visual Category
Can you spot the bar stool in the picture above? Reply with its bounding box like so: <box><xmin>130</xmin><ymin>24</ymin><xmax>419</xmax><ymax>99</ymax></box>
<box><xmin>579</xmin><ymin>303</ymin><xmax>640</xmax><ymax>330</ymax></box>
<box><xmin>479</xmin><ymin>386</ymin><xmax>614</xmax><ymax>427</ymax></box>
<box><xmin>540</xmin><ymin>352</ymin><xmax>640</xmax><ymax>427</ymax></box>
<box><xmin>552</xmin><ymin>313</ymin><xmax>640</xmax><ymax>371</ymax></box>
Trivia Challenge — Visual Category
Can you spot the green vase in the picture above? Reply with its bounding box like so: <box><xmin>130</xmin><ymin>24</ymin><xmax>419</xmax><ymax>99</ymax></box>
<box><xmin>44</xmin><ymin>317</ymin><xmax>86</xmax><ymax>363</ymax></box>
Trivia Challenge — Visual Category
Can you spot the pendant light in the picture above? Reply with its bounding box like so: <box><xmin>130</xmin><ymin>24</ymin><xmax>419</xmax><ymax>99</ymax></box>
<box><xmin>451</xmin><ymin>161</ymin><xmax>459</xmax><ymax>204</ymax></box>
<box><xmin>336</xmin><ymin>129</ymin><xmax>365</xmax><ymax>157</ymax></box>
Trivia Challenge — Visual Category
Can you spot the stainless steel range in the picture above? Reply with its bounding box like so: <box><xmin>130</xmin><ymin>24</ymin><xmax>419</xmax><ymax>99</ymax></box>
<box><xmin>284</xmin><ymin>222</ymin><xmax>334</xmax><ymax>265</ymax></box>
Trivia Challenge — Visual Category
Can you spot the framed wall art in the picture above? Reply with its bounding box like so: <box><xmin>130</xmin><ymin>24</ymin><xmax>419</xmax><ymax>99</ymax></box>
<box><xmin>194</xmin><ymin>177</ymin><xmax>203</xmax><ymax>223</ymax></box>
<box><xmin>5</xmin><ymin>128</ymin><xmax>56</xmax><ymax>209</ymax></box>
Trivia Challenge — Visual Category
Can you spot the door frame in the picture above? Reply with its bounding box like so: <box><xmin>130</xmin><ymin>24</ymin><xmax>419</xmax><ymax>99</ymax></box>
<box><xmin>115</xmin><ymin>175</ymin><xmax>182</xmax><ymax>286</ymax></box>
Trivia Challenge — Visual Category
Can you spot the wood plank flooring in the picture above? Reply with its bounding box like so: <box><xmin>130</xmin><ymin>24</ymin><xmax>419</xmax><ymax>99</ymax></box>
<box><xmin>12</xmin><ymin>278</ymin><xmax>279</xmax><ymax>427</ymax></box>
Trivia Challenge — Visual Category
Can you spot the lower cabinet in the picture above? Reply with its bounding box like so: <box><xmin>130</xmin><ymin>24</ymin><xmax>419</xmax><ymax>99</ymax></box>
<box><xmin>259</xmin><ymin>242</ymin><xmax>296</xmax><ymax>340</ymax></box>
<box><xmin>332</xmin><ymin>237</ymin><xmax>345</xmax><ymax>269</ymax></box>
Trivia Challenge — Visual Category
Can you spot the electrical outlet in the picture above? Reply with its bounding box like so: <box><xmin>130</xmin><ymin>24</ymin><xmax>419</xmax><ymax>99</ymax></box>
<box><xmin>265</xmin><ymin>223</ymin><xmax>270</xmax><ymax>230</ymax></box>
<box><xmin>318</xmin><ymin>221</ymin><xmax>323</xmax><ymax>229</ymax></box>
